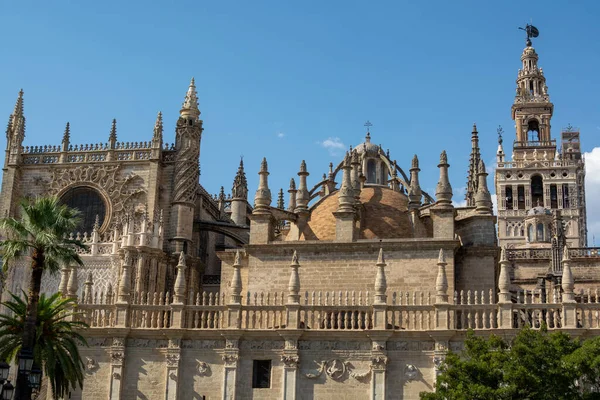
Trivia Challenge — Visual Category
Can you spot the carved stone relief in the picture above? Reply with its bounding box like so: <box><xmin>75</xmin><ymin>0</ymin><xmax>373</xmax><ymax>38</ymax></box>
<box><xmin>304</xmin><ymin>359</ymin><xmax>372</xmax><ymax>382</ymax></box>
<box><xmin>197</xmin><ymin>361</ymin><xmax>211</xmax><ymax>376</ymax></box>
<box><xmin>281</xmin><ymin>355</ymin><xmax>300</xmax><ymax>368</ymax></box>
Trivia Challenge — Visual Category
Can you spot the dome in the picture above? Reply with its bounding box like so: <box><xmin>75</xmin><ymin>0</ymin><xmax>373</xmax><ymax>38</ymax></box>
<box><xmin>354</xmin><ymin>133</ymin><xmax>380</xmax><ymax>155</ymax></box>
<box><xmin>527</xmin><ymin>206</ymin><xmax>551</xmax><ymax>216</ymax></box>
<box><xmin>300</xmin><ymin>186</ymin><xmax>413</xmax><ymax>241</ymax></box>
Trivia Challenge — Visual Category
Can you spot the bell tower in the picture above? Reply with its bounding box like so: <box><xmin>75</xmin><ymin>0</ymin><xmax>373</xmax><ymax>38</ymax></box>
<box><xmin>496</xmin><ymin>27</ymin><xmax>587</xmax><ymax>249</ymax></box>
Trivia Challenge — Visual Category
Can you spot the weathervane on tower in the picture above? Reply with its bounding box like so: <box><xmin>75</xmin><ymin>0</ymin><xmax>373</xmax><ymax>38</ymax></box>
<box><xmin>519</xmin><ymin>23</ymin><xmax>539</xmax><ymax>46</ymax></box>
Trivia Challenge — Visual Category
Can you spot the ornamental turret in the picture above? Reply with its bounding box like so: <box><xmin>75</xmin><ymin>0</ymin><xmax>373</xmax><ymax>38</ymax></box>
<box><xmin>231</xmin><ymin>159</ymin><xmax>248</xmax><ymax>226</ymax></box>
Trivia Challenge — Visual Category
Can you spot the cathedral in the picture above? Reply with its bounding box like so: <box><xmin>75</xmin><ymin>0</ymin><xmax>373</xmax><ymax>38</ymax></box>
<box><xmin>0</xmin><ymin>33</ymin><xmax>598</xmax><ymax>400</ymax></box>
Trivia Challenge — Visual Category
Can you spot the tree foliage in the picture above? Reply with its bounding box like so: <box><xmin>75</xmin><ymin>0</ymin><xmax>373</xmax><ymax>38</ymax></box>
<box><xmin>421</xmin><ymin>328</ymin><xmax>600</xmax><ymax>400</ymax></box>
<box><xmin>0</xmin><ymin>292</ymin><xmax>88</xmax><ymax>398</ymax></box>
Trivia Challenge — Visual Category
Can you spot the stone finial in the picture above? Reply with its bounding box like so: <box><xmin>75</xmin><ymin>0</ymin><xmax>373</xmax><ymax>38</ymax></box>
<box><xmin>277</xmin><ymin>188</ymin><xmax>285</xmax><ymax>209</ymax></box>
<box><xmin>180</xmin><ymin>77</ymin><xmax>200</xmax><ymax>119</ymax></box>
<box><xmin>328</xmin><ymin>162</ymin><xmax>334</xmax><ymax>180</ymax></box>
<box><xmin>295</xmin><ymin>160</ymin><xmax>310</xmax><ymax>213</ymax></box>
<box><xmin>230</xmin><ymin>249</ymin><xmax>243</xmax><ymax>304</ymax></box>
<box><xmin>561</xmin><ymin>245</ymin><xmax>575</xmax><ymax>302</ymax></box>
<box><xmin>435</xmin><ymin>249</ymin><xmax>448</xmax><ymax>304</ymax></box>
<box><xmin>83</xmin><ymin>271</ymin><xmax>93</xmax><ymax>304</ymax></box>
<box><xmin>288</xmin><ymin>250</ymin><xmax>301</xmax><ymax>304</ymax></box>
<box><xmin>337</xmin><ymin>153</ymin><xmax>354</xmax><ymax>213</ymax></box>
<box><xmin>435</xmin><ymin>150</ymin><xmax>453</xmax><ymax>207</ymax></box>
<box><xmin>67</xmin><ymin>263</ymin><xmax>79</xmax><ymax>298</ymax></box>
<box><xmin>62</xmin><ymin>122</ymin><xmax>71</xmax><ymax>145</ymax></box>
<box><xmin>475</xmin><ymin>159</ymin><xmax>492</xmax><ymax>214</ymax></box>
<box><xmin>287</xmin><ymin>178</ymin><xmax>297</xmax><ymax>212</ymax></box>
<box><xmin>498</xmin><ymin>247</ymin><xmax>512</xmax><ymax>303</ymax></box>
<box><xmin>152</xmin><ymin>111</ymin><xmax>163</xmax><ymax>143</ymax></box>
<box><xmin>117</xmin><ymin>251</ymin><xmax>132</xmax><ymax>303</ymax></box>
<box><xmin>408</xmin><ymin>154</ymin><xmax>422</xmax><ymax>209</ymax></box>
<box><xmin>59</xmin><ymin>263</ymin><xmax>70</xmax><ymax>296</ymax></box>
<box><xmin>108</xmin><ymin>119</ymin><xmax>117</xmax><ymax>143</ymax></box>
<box><xmin>232</xmin><ymin>158</ymin><xmax>248</xmax><ymax>200</ymax></box>
<box><xmin>253</xmin><ymin>157</ymin><xmax>272</xmax><ymax>213</ymax></box>
<box><xmin>93</xmin><ymin>214</ymin><xmax>100</xmax><ymax>232</ymax></box>
<box><xmin>6</xmin><ymin>89</ymin><xmax>25</xmax><ymax>150</ymax></box>
<box><xmin>374</xmin><ymin>248</ymin><xmax>387</xmax><ymax>305</ymax></box>
<box><xmin>173</xmin><ymin>252</ymin><xmax>187</xmax><ymax>303</ymax></box>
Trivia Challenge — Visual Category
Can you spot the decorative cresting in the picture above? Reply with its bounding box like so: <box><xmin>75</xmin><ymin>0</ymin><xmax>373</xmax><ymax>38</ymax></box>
<box><xmin>435</xmin><ymin>249</ymin><xmax>448</xmax><ymax>304</ymax></box>
<box><xmin>254</xmin><ymin>158</ymin><xmax>272</xmax><ymax>212</ymax></box>
<box><xmin>49</xmin><ymin>164</ymin><xmax>146</xmax><ymax>229</ymax></box>
<box><xmin>475</xmin><ymin>159</ymin><xmax>493</xmax><ymax>214</ymax></box>
<box><xmin>173</xmin><ymin>78</ymin><xmax>202</xmax><ymax>205</ymax></box>
<box><xmin>435</xmin><ymin>150</ymin><xmax>453</xmax><ymax>207</ymax></box>
<box><xmin>374</xmin><ymin>248</ymin><xmax>387</xmax><ymax>305</ymax></box>
<box><xmin>408</xmin><ymin>154</ymin><xmax>422</xmax><ymax>210</ymax></box>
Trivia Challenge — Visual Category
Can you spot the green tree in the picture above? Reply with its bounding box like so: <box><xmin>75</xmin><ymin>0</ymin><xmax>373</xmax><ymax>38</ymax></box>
<box><xmin>0</xmin><ymin>292</ymin><xmax>88</xmax><ymax>398</ymax></box>
<box><xmin>0</xmin><ymin>196</ymin><xmax>87</xmax><ymax>399</ymax></box>
<box><xmin>420</xmin><ymin>327</ymin><xmax>600</xmax><ymax>400</ymax></box>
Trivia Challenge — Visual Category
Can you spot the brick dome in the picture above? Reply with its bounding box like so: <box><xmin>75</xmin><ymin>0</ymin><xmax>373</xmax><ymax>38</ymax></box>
<box><xmin>301</xmin><ymin>186</ymin><xmax>412</xmax><ymax>240</ymax></box>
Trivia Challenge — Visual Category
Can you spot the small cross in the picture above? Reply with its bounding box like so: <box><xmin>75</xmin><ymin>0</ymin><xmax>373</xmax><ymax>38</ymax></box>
<box><xmin>364</xmin><ymin>120</ymin><xmax>373</xmax><ymax>133</ymax></box>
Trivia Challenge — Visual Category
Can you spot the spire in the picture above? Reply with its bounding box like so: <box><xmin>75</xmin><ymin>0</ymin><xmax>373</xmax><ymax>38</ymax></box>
<box><xmin>374</xmin><ymin>247</ymin><xmax>387</xmax><ymax>305</ymax></box>
<box><xmin>408</xmin><ymin>154</ymin><xmax>422</xmax><ymax>209</ymax></box>
<box><xmin>287</xmin><ymin>178</ymin><xmax>297</xmax><ymax>212</ymax></box>
<box><xmin>475</xmin><ymin>159</ymin><xmax>493</xmax><ymax>214</ymax></box>
<box><xmin>496</xmin><ymin>125</ymin><xmax>505</xmax><ymax>163</ymax></box>
<box><xmin>153</xmin><ymin>111</ymin><xmax>163</xmax><ymax>144</ymax></box>
<box><xmin>61</xmin><ymin>122</ymin><xmax>71</xmax><ymax>152</ymax></box>
<box><xmin>253</xmin><ymin>157</ymin><xmax>272</xmax><ymax>213</ymax></box>
<box><xmin>232</xmin><ymin>158</ymin><xmax>248</xmax><ymax>200</ymax></box>
<box><xmin>7</xmin><ymin>89</ymin><xmax>25</xmax><ymax>147</ymax></box>
<box><xmin>435</xmin><ymin>249</ymin><xmax>448</xmax><ymax>304</ymax></box>
<box><xmin>108</xmin><ymin>119</ymin><xmax>117</xmax><ymax>147</ymax></box>
<box><xmin>277</xmin><ymin>188</ymin><xmax>285</xmax><ymax>209</ymax></box>
<box><xmin>435</xmin><ymin>150</ymin><xmax>453</xmax><ymax>208</ymax></box>
<box><xmin>180</xmin><ymin>77</ymin><xmax>200</xmax><ymax>120</ymax></box>
<box><xmin>295</xmin><ymin>160</ymin><xmax>310</xmax><ymax>213</ymax></box>
<box><xmin>465</xmin><ymin>123</ymin><xmax>481</xmax><ymax>206</ymax></box>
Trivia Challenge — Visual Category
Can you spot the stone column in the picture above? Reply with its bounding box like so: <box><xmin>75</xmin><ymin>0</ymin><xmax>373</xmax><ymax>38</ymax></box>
<box><xmin>280</xmin><ymin>333</ymin><xmax>301</xmax><ymax>400</ymax></box>
<box><xmin>108</xmin><ymin>338</ymin><xmax>126</xmax><ymax>400</ymax></box>
<box><xmin>164</xmin><ymin>338</ymin><xmax>181</xmax><ymax>400</ymax></box>
<box><xmin>429</xmin><ymin>333</ymin><xmax>452</xmax><ymax>387</ymax></box>
<box><xmin>58</xmin><ymin>263</ymin><xmax>70</xmax><ymax>296</ymax></box>
<box><xmin>221</xmin><ymin>335</ymin><xmax>241</xmax><ymax>400</ymax></box>
<box><xmin>116</xmin><ymin>251</ymin><xmax>132</xmax><ymax>327</ymax></box>
<box><xmin>334</xmin><ymin>153</ymin><xmax>356</xmax><ymax>241</ymax></box>
<box><xmin>434</xmin><ymin>249</ymin><xmax>450</xmax><ymax>329</ymax></box>
<box><xmin>368</xmin><ymin>333</ymin><xmax>391</xmax><ymax>400</ymax></box>
<box><xmin>286</xmin><ymin>251</ymin><xmax>301</xmax><ymax>329</ymax></box>
<box><xmin>67</xmin><ymin>263</ymin><xmax>79</xmax><ymax>300</ymax></box>
<box><xmin>227</xmin><ymin>250</ymin><xmax>243</xmax><ymax>329</ymax></box>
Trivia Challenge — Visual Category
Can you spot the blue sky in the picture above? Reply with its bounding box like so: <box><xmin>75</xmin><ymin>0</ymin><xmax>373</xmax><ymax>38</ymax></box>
<box><xmin>1</xmin><ymin>1</ymin><xmax>599</xmax><ymax>242</ymax></box>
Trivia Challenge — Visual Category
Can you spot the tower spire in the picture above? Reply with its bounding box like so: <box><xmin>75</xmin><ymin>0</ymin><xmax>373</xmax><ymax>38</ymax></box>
<box><xmin>465</xmin><ymin>123</ymin><xmax>481</xmax><ymax>207</ymax></box>
<box><xmin>7</xmin><ymin>89</ymin><xmax>25</xmax><ymax>146</ymax></box>
<box><xmin>108</xmin><ymin>119</ymin><xmax>117</xmax><ymax>146</ymax></box>
<box><xmin>180</xmin><ymin>77</ymin><xmax>200</xmax><ymax>120</ymax></box>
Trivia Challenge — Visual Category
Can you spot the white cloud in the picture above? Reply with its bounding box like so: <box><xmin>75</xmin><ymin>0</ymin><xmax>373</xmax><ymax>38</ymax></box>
<box><xmin>277</xmin><ymin>132</ymin><xmax>285</xmax><ymax>138</ymax></box>
<box><xmin>585</xmin><ymin>147</ymin><xmax>600</xmax><ymax>245</ymax></box>
<box><xmin>319</xmin><ymin>137</ymin><xmax>346</xmax><ymax>156</ymax></box>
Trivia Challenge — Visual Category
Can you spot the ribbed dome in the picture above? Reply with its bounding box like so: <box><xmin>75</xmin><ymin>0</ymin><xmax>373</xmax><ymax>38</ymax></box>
<box><xmin>354</xmin><ymin>133</ymin><xmax>380</xmax><ymax>155</ymax></box>
<box><xmin>300</xmin><ymin>186</ymin><xmax>412</xmax><ymax>241</ymax></box>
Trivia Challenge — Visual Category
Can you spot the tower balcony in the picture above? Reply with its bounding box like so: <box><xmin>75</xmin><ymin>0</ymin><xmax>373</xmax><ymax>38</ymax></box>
<box><xmin>513</xmin><ymin>139</ymin><xmax>556</xmax><ymax>149</ymax></box>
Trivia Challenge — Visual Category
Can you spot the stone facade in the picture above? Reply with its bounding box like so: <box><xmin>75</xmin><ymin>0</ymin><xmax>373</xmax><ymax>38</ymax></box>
<box><xmin>1</xmin><ymin>36</ymin><xmax>600</xmax><ymax>400</ymax></box>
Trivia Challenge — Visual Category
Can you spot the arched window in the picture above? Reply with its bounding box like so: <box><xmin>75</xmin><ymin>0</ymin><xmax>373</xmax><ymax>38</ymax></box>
<box><xmin>380</xmin><ymin>165</ymin><xmax>387</xmax><ymax>186</ymax></box>
<box><xmin>531</xmin><ymin>175</ymin><xmax>544</xmax><ymax>207</ymax></box>
<box><xmin>517</xmin><ymin>185</ymin><xmax>526</xmax><ymax>210</ymax></box>
<box><xmin>506</xmin><ymin>225</ymin><xmax>512</xmax><ymax>237</ymax></box>
<box><xmin>60</xmin><ymin>186</ymin><xmax>107</xmax><ymax>233</ymax></box>
<box><xmin>527</xmin><ymin>119</ymin><xmax>540</xmax><ymax>141</ymax></box>
<box><xmin>550</xmin><ymin>184</ymin><xmax>557</xmax><ymax>208</ymax></box>
<box><xmin>366</xmin><ymin>159</ymin><xmax>377</xmax><ymax>184</ymax></box>
<box><xmin>527</xmin><ymin>224</ymin><xmax>534</xmax><ymax>242</ymax></box>
<box><xmin>505</xmin><ymin>186</ymin><xmax>513</xmax><ymax>210</ymax></box>
<box><xmin>536</xmin><ymin>223</ymin><xmax>544</xmax><ymax>241</ymax></box>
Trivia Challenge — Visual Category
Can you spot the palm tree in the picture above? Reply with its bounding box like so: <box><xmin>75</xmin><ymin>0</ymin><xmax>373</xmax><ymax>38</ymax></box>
<box><xmin>0</xmin><ymin>196</ymin><xmax>87</xmax><ymax>399</ymax></box>
<box><xmin>0</xmin><ymin>292</ymin><xmax>88</xmax><ymax>398</ymax></box>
